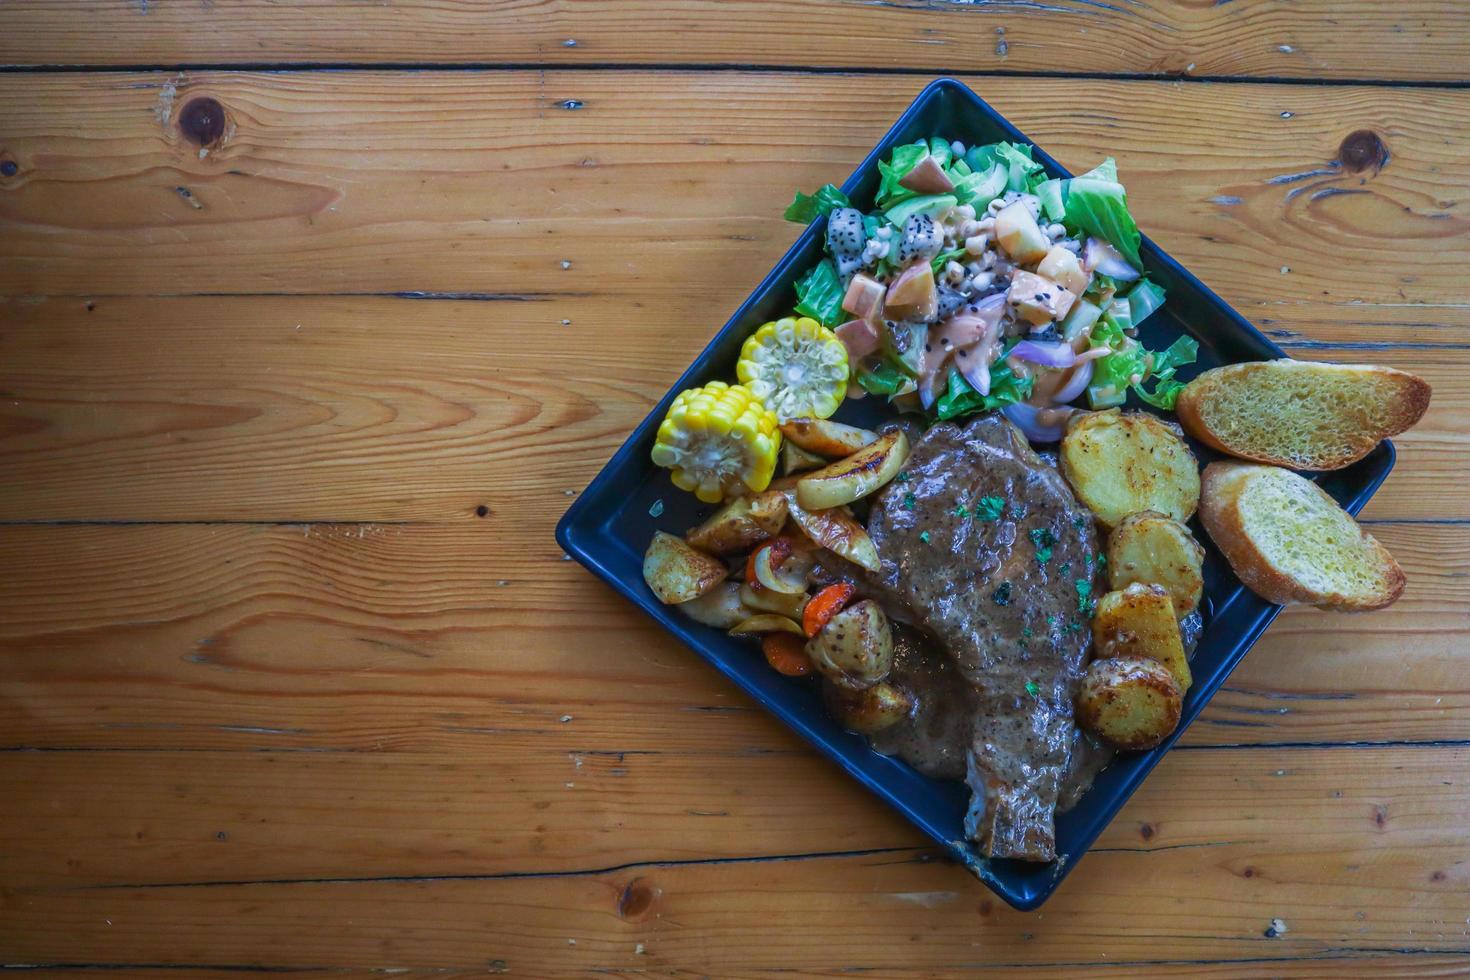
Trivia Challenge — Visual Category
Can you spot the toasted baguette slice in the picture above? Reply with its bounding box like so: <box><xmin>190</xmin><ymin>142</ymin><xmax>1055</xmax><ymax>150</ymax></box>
<box><xmin>1176</xmin><ymin>360</ymin><xmax>1430</xmax><ymax>470</ymax></box>
<box><xmin>1200</xmin><ymin>462</ymin><xmax>1404</xmax><ymax>611</ymax></box>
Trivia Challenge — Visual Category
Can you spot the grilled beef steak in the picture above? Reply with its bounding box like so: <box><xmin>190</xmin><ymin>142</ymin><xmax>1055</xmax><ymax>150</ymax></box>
<box><xmin>867</xmin><ymin>414</ymin><xmax>1099</xmax><ymax>862</ymax></box>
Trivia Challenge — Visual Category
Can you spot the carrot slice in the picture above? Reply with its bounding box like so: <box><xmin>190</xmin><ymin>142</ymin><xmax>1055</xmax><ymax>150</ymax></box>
<box><xmin>802</xmin><ymin>582</ymin><xmax>856</xmax><ymax>638</ymax></box>
<box><xmin>744</xmin><ymin>537</ymin><xmax>792</xmax><ymax>589</ymax></box>
<box><xmin>762</xmin><ymin>633</ymin><xmax>813</xmax><ymax>677</ymax></box>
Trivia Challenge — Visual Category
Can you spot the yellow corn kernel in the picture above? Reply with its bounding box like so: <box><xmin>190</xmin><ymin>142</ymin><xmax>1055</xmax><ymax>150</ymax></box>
<box><xmin>651</xmin><ymin>382</ymin><xmax>781</xmax><ymax>503</ymax></box>
<box><xmin>735</xmin><ymin>316</ymin><xmax>849</xmax><ymax>422</ymax></box>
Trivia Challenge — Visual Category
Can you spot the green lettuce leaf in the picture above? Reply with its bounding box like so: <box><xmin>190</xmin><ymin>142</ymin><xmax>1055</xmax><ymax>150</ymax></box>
<box><xmin>995</xmin><ymin>142</ymin><xmax>1043</xmax><ymax>193</ymax></box>
<box><xmin>884</xmin><ymin>193</ymin><xmax>957</xmax><ymax>230</ymax></box>
<box><xmin>856</xmin><ymin>359</ymin><xmax>909</xmax><ymax>397</ymax></box>
<box><xmin>876</xmin><ymin>142</ymin><xmax>929</xmax><ymax>209</ymax></box>
<box><xmin>1132</xmin><ymin>335</ymin><xmax>1198</xmax><ymax>409</ymax></box>
<box><xmin>926</xmin><ymin>137</ymin><xmax>954</xmax><ymax>169</ymax></box>
<box><xmin>952</xmin><ymin>163</ymin><xmax>1007</xmax><ymax>209</ymax></box>
<box><xmin>934</xmin><ymin>348</ymin><xmax>1034</xmax><ymax>421</ymax></box>
<box><xmin>793</xmin><ymin>260</ymin><xmax>846</xmax><ymax>327</ymax></box>
<box><xmin>1059</xmin><ymin>161</ymin><xmax>1143</xmax><ymax>269</ymax></box>
<box><xmin>783</xmin><ymin>184</ymin><xmax>850</xmax><ymax>224</ymax></box>
<box><xmin>1036</xmin><ymin>178</ymin><xmax>1066</xmax><ymax>222</ymax></box>
<box><xmin>1125</xmin><ymin>278</ymin><xmax>1167</xmax><ymax>326</ymax></box>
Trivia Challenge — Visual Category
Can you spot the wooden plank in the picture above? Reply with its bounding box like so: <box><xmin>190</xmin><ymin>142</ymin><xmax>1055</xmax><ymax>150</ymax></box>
<box><xmin>4</xmin><ymin>746</ymin><xmax>1470</xmax><ymax>969</ymax></box>
<box><xmin>11</xmin><ymin>961</ymin><xmax>1469</xmax><ymax>980</ymax></box>
<box><xmin>0</xmin><ymin>295</ymin><xmax>1461</xmax><ymax>522</ymax></box>
<box><xmin>0</xmin><ymin>1</ymin><xmax>1467</xmax><ymax>83</ymax></box>
<box><xmin>0</xmin><ymin>72</ymin><xmax>1467</xmax><ymax>317</ymax></box>
<box><xmin>0</xmin><ymin>521</ymin><xmax>1464</xmax><ymax>754</ymax></box>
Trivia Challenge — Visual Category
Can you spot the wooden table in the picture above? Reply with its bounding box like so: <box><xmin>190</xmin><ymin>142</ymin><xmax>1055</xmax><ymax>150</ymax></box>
<box><xmin>2</xmin><ymin>2</ymin><xmax>1468</xmax><ymax>975</ymax></box>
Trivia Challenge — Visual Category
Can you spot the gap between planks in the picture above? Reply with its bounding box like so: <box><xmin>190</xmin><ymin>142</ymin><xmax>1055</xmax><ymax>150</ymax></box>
<box><xmin>0</xmin><ymin>62</ymin><xmax>1466</xmax><ymax>91</ymax></box>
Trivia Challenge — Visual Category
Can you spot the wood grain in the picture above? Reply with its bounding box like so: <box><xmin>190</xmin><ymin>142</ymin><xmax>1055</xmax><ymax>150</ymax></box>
<box><xmin>4</xmin><ymin>14</ymin><xmax>1470</xmax><ymax>974</ymax></box>
<box><xmin>0</xmin><ymin>521</ymin><xmax>1464</xmax><ymax>756</ymax></box>
<box><xmin>1</xmin><ymin>72</ymin><xmax>1467</xmax><ymax>318</ymax></box>
<box><xmin>0</xmin><ymin>295</ymin><xmax>1461</xmax><ymax>522</ymax></box>
<box><xmin>4</xmin><ymin>745</ymin><xmax>1470</xmax><ymax>969</ymax></box>
<box><xmin>0</xmin><ymin>1</ymin><xmax>1467</xmax><ymax>83</ymax></box>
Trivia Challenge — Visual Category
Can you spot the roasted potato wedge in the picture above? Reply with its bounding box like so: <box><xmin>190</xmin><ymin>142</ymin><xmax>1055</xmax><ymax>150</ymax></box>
<box><xmin>642</xmin><ymin>531</ymin><xmax>727</xmax><ymax>604</ymax></box>
<box><xmin>783</xmin><ymin>493</ymin><xmax>881</xmax><ymax>572</ymax></box>
<box><xmin>1060</xmin><ymin>410</ymin><xmax>1200</xmax><ymax>527</ymax></box>
<box><xmin>739</xmin><ymin>582</ymin><xmax>809</xmax><ymax>621</ymax></box>
<box><xmin>1107</xmin><ymin>510</ymin><xmax>1206</xmax><ymax>616</ymax></box>
<box><xmin>729</xmin><ymin>615</ymin><xmax>806</xmax><ymax>637</ymax></box>
<box><xmin>1091</xmin><ymin>584</ymin><xmax>1191</xmax><ymax>691</ymax></box>
<box><xmin>796</xmin><ymin>430</ymin><xmax>910</xmax><ymax>511</ymax></box>
<box><xmin>805</xmin><ymin>599</ymin><xmax>893</xmax><ymax>690</ymax></box>
<box><xmin>783</xmin><ymin>441</ymin><xmax>829</xmax><ymax>475</ymax></box>
<box><xmin>676</xmin><ymin>581</ymin><xmax>750</xmax><ymax>629</ymax></box>
<box><xmin>687</xmin><ymin>495</ymin><xmax>777</xmax><ymax>555</ymax></box>
<box><xmin>780</xmin><ymin>417</ymin><xmax>879</xmax><ymax>458</ymax></box>
<box><xmin>1076</xmin><ymin>656</ymin><xmax>1182</xmax><ymax>751</ymax></box>
<box><xmin>823</xmin><ymin>680</ymin><xmax>915</xmax><ymax>735</ymax></box>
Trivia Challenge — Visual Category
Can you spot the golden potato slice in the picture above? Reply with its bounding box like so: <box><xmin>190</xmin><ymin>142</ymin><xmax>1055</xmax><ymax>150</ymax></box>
<box><xmin>823</xmin><ymin>680</ymin><xmax>914</xmax><ymax>735</ymax></box>
<box><xmin>783</xmin><ymin>440</ymin><xmax>829</xmax><ymax>475</ymax></box>
<box><xmin>686</xmin><ymin>496</ymin><xmax>773</xmax><ymax>555</ymax></box>
<box><xmin>1091</xmin><ymin>583</ymin><xmax>1191</xmax><ymax>691</ymax></box>
<box><xmin>796</xmin><ymin>430</ymin><xmax>910</xmax><ymax>511</ymax></box>
<box><xmin>739</xmin><ymin>582</ymin><xmax>808</xmax><ymax>621</ymax></box>
<box><xmin>1107</xmin><ymin>510</ymin><xmax>1206</xmax><ymax>616</ymax></box>
<box><xmin>1060</xmin><ymin>410</ymin><xmax>1201</xmax><ymax>527</ymax></box>
<box><xmin>780</xmin><ymin>417</ymin><xmax>879</xmax><ymax>458</ymax></box>
<box><xmin>642</xmin><ymin>531</ymin><xmax>727</xmax><ymax>604</ymax></box>
<box><xmin>782</xmin><ymin>492</ymin><xmax>880</xmax><ymax>572</ymax></box>
<box><xmin>676</xmin><ymin>581</ymin><xmax>750</xmax><ymax>629</ymax></box>
<box><xmin>1075</xmin><ymin>656</ymin><xmax>1182</xmax><ymax>750</ymax></box>
<box><xmin>805</xmin><ymin>599</ymin><xmax>893</xmax><ymax>690</ymax></box>
<box><xmin>747</xmin><ymin>490</ymin><xmax>789</xmax><ymax>535</ymax></box>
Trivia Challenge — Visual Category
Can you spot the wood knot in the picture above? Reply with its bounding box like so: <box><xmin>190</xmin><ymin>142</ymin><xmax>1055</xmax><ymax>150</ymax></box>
<box><xmin>1139</xmin><ymin>822</ymin><xmax>1155</xmax><ymax>841</ymax></box>
<box><xmin>617</xmin><ymin>877</ymin><xmax>657</xmax><ymax>920</ymax></box>
<box><xmin>0</xmin><ymin>160</ymin><xmax>17</xmax><ymax>177</ymax></box>
<box><xmin>1242</xmin><ymin>866</ymin><xmax>1256</xmax><ymax>879</ymax></box>
<box><xmin>179</xmin><ymin>96</ymin><xmax>227</xmax><ymax>147</ymax></box>
<box><xmin>475</xmin><ymin>504</ymin><xmax>490</xmax><ymax>518</ymax></box>
<box><xmin>1338</xmin><ymin>130</ymin><xmax>1389</xmax><ymax>174</ymax></box>
<box><xmin>1432</xmin><ymin>870</ymin><xmax>1446</xmax><ymax>882</ymax></box>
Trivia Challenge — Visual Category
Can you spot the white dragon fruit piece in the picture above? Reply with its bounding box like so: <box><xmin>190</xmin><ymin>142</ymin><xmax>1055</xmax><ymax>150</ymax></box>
<box><xmin>826</xmin><ymin>207</ymin><xmax>868</xmax><ymax>277</ymax></box>
<box><xmin>897</xmin><ymin>212</ymin><xmax>943</xmax><ymax>265</ymax></box>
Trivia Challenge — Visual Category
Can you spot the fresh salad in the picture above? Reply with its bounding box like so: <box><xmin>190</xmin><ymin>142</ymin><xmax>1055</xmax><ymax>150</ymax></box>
<box><xmin>787</xmin><ymin>136</ymin><xmax>1196</xmax><ymax>443</ymax></box>
<box><xmin>648</xmin><ymin>136</ymin><xmax>1196</xmax><ymax>504</ymax></box>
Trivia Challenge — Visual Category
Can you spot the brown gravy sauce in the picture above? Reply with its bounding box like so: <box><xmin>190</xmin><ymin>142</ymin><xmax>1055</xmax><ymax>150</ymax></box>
<box><xmin>867</xmin><ymin>610</ymin><xmax>1205</xmax><ymax>811</ymax></box>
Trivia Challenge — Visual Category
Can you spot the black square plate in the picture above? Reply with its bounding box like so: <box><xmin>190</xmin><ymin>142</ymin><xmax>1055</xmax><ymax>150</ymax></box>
<box><xmin>556</xmin><ymin>78</ymin><xmax>1394</xmax><ymax>910</ymax></box>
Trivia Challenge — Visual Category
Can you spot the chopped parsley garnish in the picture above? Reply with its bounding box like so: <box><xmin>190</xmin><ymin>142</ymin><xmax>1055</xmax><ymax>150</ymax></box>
<box><xmin>919</xmin><ymin>530</ymin><xmax>931</xmax><ymax>543</ymax></box>
<box><xmin>1022</xmin><ymin>626</ymin><xmax>1034</xmax><ymax>639</ymax></box>
<box><xmin>953</xmin><ymin>503</ymin><xmax>970</xmax><ymax>518</ymax></box>
<box><xmin>1025</xmin><ymin>681</ymin><xmax>1040</xmax><ymax>698</ymax></box>
<box><xmin>1030</xmin><ymin>527</ymin><xmax>1056</xmax><ymax>564</ymax></box>
<box><xmin>1072</xmin><ymin>515</ymin><xmax>1088</xmax><ymax>531</ymax></box>
<box><xmin>1096</xmin><ymin>553</ymin><xmax>1107</xmax><ymax>568</ymax></box>
<box><xmin>1059</xmin><ymin>561</ymin><xmax>1072</xmax><ymax>575</ymax></box>
<box><xmin>991</xmin><ymin>581</ymin><xmax>1012</xmax><ymax>606</ymax></box>
<box><xmin>973</xmin><ymin>496</ymin><xmax>1006</xmax><ymax>521</ymax></box>
<box><xmin>1075</xmin><ymin>579</ymin><xmax>1095</xmax><ymax>616</ymax></box>
<box><xmin>902</xmin><ymin>492</ymin><xmax>917</xmax><ymax>511</ymax></box>
<box><xmin>896</xmin><ymin>470</ymin><xmax>911</xmax><ymax>484</ymax></box>
<box><xmin>1047</xmin><ymin>615</ymin><xmax>1057</xmax><ymax>626</ymax></box>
